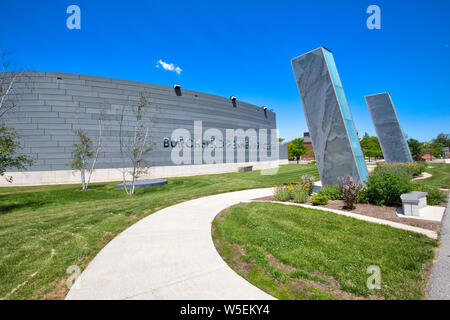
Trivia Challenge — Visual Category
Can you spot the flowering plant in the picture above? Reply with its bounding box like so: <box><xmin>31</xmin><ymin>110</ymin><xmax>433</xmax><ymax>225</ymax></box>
<box><xmin>338</xmin><ymin>175</ymin><xmax>360</xmax><ymax>210</ymax></box>
<box><xmin>299</xmin><ymin>175</ymin><xmax>315</xmax><ymax>195</ymax></box>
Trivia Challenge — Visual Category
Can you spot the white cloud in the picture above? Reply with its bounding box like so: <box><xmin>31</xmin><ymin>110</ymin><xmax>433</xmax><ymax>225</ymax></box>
<box><xmin>156</xmin><ymin>59</ymin><xmax>182</xmax><ymax>75</ymax></box>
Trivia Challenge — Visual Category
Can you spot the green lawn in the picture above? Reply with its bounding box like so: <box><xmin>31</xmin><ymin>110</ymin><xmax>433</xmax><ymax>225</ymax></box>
<box><xmin>0</xmin><ymin>164</ymin><xmax>318</xmax><ymax>299</ymax></box>
<box><xmin>422</xmin><ymin>163</ymin><xmax>450</xmax><ymax>189</ymax></box>
<box><xmin>212</xmin><ymin>202</ymin><xmax>437</xmax><ymax>300</ymax></box>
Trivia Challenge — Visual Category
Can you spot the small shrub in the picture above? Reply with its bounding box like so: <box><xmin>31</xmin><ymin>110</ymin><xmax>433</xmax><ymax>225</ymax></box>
<box><xmin>312</xmin><ymin>195</ymin><xmax>328</xmax><ymax>205</ymax></box>
<box><xmin>366</xmin><ymin>171</ymin><xmax>413</xmax><ymax>206</ymax></box>
<box><xmin>357</xmin><ymin>185</ymin><xmax>369</xmax><ymax>204</ymax></box>
<box><xmin>373</xmin><ymin>162</ymin><xmax>424</xmax><ymax>177</ymax></box>
<box><xmin>273</xmin><ymin>185</ymin><xmax>292</xmax><ymax>201</ymax></box>
<box><xmin>413</xmin><ymin>183</ymin><xmax>447</xmax><ymax>205</ymax></box>
<box><xmin>317</xmin><ymin>184</ymin><xmax>341</xmax><ymax>200</ymax></box>
<box><xmin>299</xmin><ymin>175</ymin><xmax>315</xmax><ymax>195</ymax></box>
<box><xmin>293</xmin><ymin>189</ymin><xmax>309</xmax><ymax>203</ymax></box>
<box><xmin>413</xmin><ymin>162</ymin><xmax>426</xmax><ymax>175</ymax></box>
<box><xmin>415</xmin><ymin>160</ymin><xmax>428</xmax><ymax>168</ymax></box>
<box><xmin>273</xmin><ymin>184</ymin><xmax>307</xmax><ymax>201</ymax></box>
<box><xmin>290</xmin><ymin>183</ymin><xmax>307</xmax><ymax>197</ymax></box>
<box><xmin>338</xmin><ymin>175</ymin><xmax>360</xmax><ymax>210</ymax></box>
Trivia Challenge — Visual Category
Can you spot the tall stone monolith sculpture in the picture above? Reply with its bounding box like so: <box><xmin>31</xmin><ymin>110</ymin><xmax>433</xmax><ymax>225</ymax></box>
<box><xmin>291</xmin><ymin>47</ymin><xmax>368</xmax><ymax>185</ymax></box>
<box><xmin>365</xmin><ymin>92</ymin><xmax>413</xmax><ymax>163</ymax></box>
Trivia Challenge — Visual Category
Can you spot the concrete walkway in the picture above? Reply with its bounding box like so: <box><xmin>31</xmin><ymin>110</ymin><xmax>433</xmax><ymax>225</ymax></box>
<box><xmin>413</xmin><ymin>172</ymin><xmax>432</xmax><ymax>181</ymax></box>
<box><xmin>66</xmin><ymin>188</ymin><xmax>276</xmax><ymax>300</ymax></box>
<box><xmin>428</xmin><ymin>197</ymin><xmax>450</xmax><ymax>299</ymax></box>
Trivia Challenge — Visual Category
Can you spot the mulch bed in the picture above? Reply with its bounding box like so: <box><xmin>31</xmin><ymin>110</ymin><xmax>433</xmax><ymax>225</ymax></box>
<box><xmin>253</xmin><ymin>196</ymin><xmax>441</xmax><ymax>232</ymax></box>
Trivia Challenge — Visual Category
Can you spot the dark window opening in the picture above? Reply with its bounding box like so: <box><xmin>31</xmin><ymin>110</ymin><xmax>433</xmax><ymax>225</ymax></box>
<box><xmin>174</xmin><ymin>84</ymin><xmax>182</xmax><ymax>96</ymax></box>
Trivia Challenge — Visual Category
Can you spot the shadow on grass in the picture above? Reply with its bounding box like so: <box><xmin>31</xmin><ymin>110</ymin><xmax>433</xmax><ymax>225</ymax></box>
<box><xmin>0</xmin><ymin>200</ymin><xmax>45</xmax><ymax>214</ymax></box>
<box><xmin>0</xmin><ymin>184</ymin><xmax>125</xmax><ymax>215</ymax></box>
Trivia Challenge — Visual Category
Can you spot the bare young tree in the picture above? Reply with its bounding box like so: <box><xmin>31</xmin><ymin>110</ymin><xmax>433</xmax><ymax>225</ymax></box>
<box><xmin>0</xmin><ymin>47</ymin><xmax>25</xmax><ymax>119</ymax></box>
<box><xmin>119</xmin><ymin>92</ymin><xmax>155</xmax><ymax>195</ymax></box>
<box><xmin>69</xmin><ymin>130</ymin><xmax>94</xmax><ymax>190</ymax></box>
<box><xmin>86</xmin><ymin>114</ymin><xmax>103</xmax><ymax>187</ymax></box>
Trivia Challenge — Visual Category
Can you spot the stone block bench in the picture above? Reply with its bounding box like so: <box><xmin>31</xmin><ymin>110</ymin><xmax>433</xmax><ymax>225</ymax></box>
<box><xmin>114</xmin><ymin>178</ymin><xmax>168</xmax><ymax>189</ymax></box>
<box><xmin>400</xmin><ymin>191</ymin><xmax>428</xmax><ymax>216</ymax></box>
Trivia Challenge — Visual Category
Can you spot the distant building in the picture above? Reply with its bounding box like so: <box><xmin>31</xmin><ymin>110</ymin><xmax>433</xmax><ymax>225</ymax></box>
<box><xmin>302</xmin><ymin>132</ymin><xmax>314</xmax><ymax>160</ymax></box>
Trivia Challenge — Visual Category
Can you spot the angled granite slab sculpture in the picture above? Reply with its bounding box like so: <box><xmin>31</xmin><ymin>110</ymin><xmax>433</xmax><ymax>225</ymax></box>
<box><xmin>365</xmin><ymin>93</ymin><xmax>413</xmax><ymax>163</ymax></box>
<box><xmin>291</xmin><ymin>47</ymin><xmax>368</xmax><ymax>185</ymax></box>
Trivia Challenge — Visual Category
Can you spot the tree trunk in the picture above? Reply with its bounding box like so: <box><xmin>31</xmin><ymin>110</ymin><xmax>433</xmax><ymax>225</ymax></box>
<box><xmin>130</xmin><ymin>167</ymin><xmax>136</xmax><ymax>195</ymax></box>
<box><xmin>81</xmin><ymin>169</ymin><xmax>86</xmax><ymax>190</ymax></box>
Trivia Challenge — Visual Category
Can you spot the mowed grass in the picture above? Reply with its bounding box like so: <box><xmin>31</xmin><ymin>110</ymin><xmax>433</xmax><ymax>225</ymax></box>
<box><xmin>212</xmin><ymin>202</ymin><xmax>437</xmax><ymax>300</ymax></box>
<box><xmin>0</xmin><ymin>164</ymin><xmax>318</xmax><ymax>299</ymax></box>
<box><xmin>422</xmin><ymin>163</ymin><xmax>450</xmax><ymax>189</ymax></box>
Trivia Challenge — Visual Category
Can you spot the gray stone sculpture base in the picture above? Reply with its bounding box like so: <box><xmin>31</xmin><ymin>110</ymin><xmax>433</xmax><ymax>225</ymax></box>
<box><xmin>114</xmin><ymin>178</ymin><xmax>168</xmax><ymax>189</ymax></box>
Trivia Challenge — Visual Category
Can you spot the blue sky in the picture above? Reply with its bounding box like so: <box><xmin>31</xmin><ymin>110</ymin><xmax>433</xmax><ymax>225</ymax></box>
<box><xmin>1</xmin><ymin>0</ymin><xmax>449</xmax><ymax>142</ymax></box>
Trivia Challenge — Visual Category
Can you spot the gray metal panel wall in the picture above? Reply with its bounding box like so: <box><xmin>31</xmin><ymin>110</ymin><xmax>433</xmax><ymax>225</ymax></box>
<box><xmin>3</xmin><ymin>71</ymin><xmax>278</xmax><ymax>171</ymax></box>
<box><xmin>365</xmin><ymin>93</ymin><xmax>413</xmax><ymax>163</ymax></box>
<box><xmin>291</xmin><ymin>47</ymin><xmax>368</xmax><ymax>185</ymax></box>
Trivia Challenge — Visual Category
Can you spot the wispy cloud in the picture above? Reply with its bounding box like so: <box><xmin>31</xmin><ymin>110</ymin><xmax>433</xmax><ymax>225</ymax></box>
<box><xmin>156</xmin><ymin>59</ymin><xmax>182</xmax><ymax>75</ymax></box>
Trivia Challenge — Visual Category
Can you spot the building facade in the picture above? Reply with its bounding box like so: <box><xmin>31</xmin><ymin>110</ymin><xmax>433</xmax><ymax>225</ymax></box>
<box><xmin>301</xmin><ymin>132</ymin><xmax>314</xmax><ymax>160</ymax></box>
<box><xmin>2</xmin><ymin>71</ymin><xmax>286</xmax><ymax>185</ymax></box>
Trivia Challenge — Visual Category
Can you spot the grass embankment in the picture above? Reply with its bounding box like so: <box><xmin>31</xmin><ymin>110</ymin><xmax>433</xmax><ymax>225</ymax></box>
<box><xmin>421</xmin><ymin>163</ymin><xmax>450</xmax><ymax>189</ymax></box>
<box><xmin>0</xmin><ymin>164</ymin><xmax>318</xmax><ymax>299</ymax></box>
<box><xmin>212</xmin><ymin>202</ymin><xmax>437</xmax><ymax>300</ymax></box>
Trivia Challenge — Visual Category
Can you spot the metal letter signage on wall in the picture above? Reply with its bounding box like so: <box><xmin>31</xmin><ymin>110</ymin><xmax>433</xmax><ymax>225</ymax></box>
<box><xmin>291</xmin><ymin>47</ymin><xmax>369</xmax><ymax>185</ymax></box>
<box><xmin>365</xmin><ymin>93</ymin><xmax>413</xmax><ymax>164</ymax></box>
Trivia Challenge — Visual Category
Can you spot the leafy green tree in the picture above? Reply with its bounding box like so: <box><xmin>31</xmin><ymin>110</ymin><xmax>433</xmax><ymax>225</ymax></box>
<box><xmin>0</xmin><ymin>123</ymin><xmax>33</xmax><ymax>182</ymax></box>
<box><xmin>69</xmin><ymin>130</ymin><xmax>94</xmax><ymax>190</ymax></box>
<box><xmin>360</xmin><ymin>133</ymin><xmax>383</xmax><ymax>161</ymax></box>
<box><xmin>278</xmin><ymin>138</ymin><xmax>285</xmax><ymax>144</ymax></box>
<box><xmin>407</xmin><ymin>138</ymin><xmax>423</xmax><ymax>158</ymax></box>
<box><xmin>68</xmin><ymin>110</ymin><xmax>102</xmax><ymax>190</ymax></box>
<box><xmin>430</xmin><ymin>142</ymin><xmax>444</xmax><ymax>158</ymax></box>
<box><xmin>288</xmin><ymin>138</ymin><xmax>306</xmax><ymax>163</ymax></box>
<box><xmin>433</xmin><ymin>133</ymin><xmax>450</xmax><ymax>149</ymax></box>
<box><xmin>0</xmin><ymin>47</ymin><xmax>33</xmax><ymax>182</ymax></box>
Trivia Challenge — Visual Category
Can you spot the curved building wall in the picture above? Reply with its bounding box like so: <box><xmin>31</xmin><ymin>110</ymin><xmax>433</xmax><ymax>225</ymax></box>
<box><xmin>2</xmin><ymin>71</ymin><xmax>286</xmax><ymax>185</ymax></box>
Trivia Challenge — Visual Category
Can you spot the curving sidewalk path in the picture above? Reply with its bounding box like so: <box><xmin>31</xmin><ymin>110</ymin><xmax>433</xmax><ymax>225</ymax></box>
<box><xmin>66</xmin><ymin>186</ymin><xmax>443</xmax><ymax>300</ymax></box>
<box><xmin>66</xmin><ymin>188</ymin><xmax>275</xmax><ymax>300</ymax></box>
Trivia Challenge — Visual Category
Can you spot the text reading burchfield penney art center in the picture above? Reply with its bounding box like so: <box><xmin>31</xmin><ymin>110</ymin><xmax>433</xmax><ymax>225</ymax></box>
<box><xmin>165</xmin><ymin>120</ymin><xmax>280</xmax><ymax>166</ymax></box>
